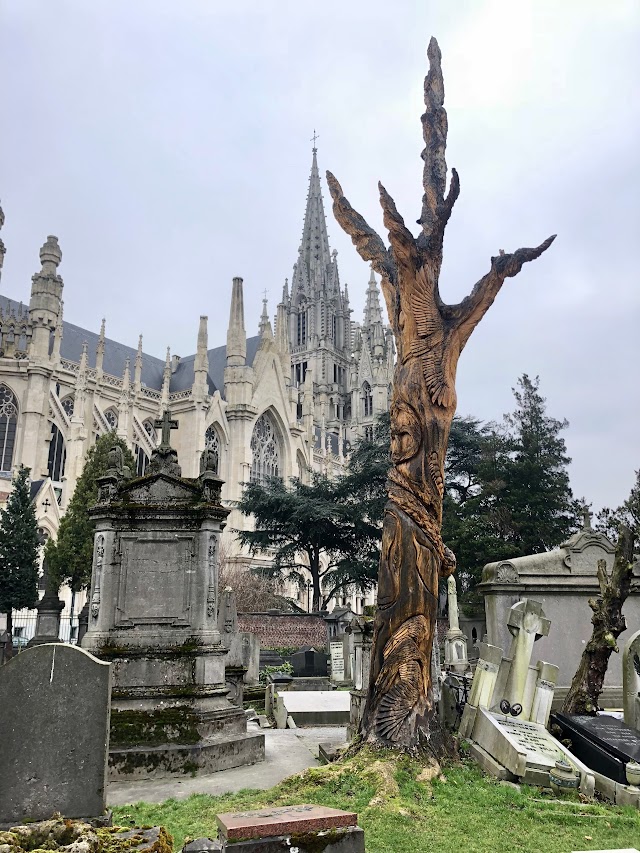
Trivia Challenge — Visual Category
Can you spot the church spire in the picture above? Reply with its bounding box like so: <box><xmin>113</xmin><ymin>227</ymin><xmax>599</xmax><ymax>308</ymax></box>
<box><xmin>134</xmin><ymin>334</ymin><xmax>143</xmax><ymax>391</ymax></box>
<box><xmin>96</xmin><ymin>318</ymin><xmax>106</xmax><ymax>378</ymax></box>
<box><xmin>292</xmin><ymin>147</ymin><xmax>333</xmax><ymax>299</ymax></box>
<box><xmin>193</xmin><ymin>315</ymin><xmax>209</xmax><ymax>399</ymax></box>
<box><xmin>363</xmin><ymin>266</ymin><xmax>383</xmax><ymax>328</ymax></box>
<box><xmin>160</xmin><ymin>346</ymin><xmax>171</xmax><ymax>411</ymax></box>
<box><xmin>0</xmin><ymin>201</ymin><xmax>5</xmax><ymax>283</ymax></box>
<box><xmin>258</xmin><ymin>297</ymin><xmax>272</xmax><ymax>338</ymax></box>
<box><xmin>226</xmin><ymin>276</ymin><xmax>246</xmax><ymax>366</ymax></box>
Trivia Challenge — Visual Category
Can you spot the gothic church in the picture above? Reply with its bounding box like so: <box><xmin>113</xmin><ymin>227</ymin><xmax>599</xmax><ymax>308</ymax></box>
<box><xmin>0</xmin><ymin>149</ymin><xmax>393</xmax><ymax>614</ymax></box>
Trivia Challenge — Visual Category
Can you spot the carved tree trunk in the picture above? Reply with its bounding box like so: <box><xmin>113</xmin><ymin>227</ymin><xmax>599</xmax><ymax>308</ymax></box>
<box><xmin>562</xmin><ymin>526</ymin><xmax>636</xmax><ymax>716</ymax></box>
<box><xmin>328</xmin><ymin>37</ymin><xmax>555</xmax><ymax>751</ymax></box>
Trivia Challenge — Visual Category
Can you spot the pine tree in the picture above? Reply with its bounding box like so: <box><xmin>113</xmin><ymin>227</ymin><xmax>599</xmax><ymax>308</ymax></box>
<box><xmin>0</xmin><ymin>466</ymin><xmax>41</xmax><ymax>643</ymax></box>
<box><xmin>501</xmin><ymin>374</ymin><xmax>580</xmax><ymax>553</ymax></box>
<box><xmin>46</xmin><ymin>433</ymin><xmax>135</xmax><ymax>592</ymax></box>
<box><xmin>596</xmin><ymin>469</ymin><xmax>640</xmax><ymax>543</ymax></box>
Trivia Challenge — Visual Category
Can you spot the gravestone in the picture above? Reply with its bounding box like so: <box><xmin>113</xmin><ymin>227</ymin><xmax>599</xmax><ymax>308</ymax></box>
<box><xmin>551</xmin><ymin>712</ymin><xmax>640</xmax><ymax>785</ymax></box>
<box><xmin>623</xmin><ymin>629</ymin><xmax>640</xmax><ymax>730</ymax></box>
<box><xmin>215</xmin><ymin>804</ymin><xmax>364</xmax><ymax>852</ymax></box>
<box><xmin>0</xmin><ymin>643</ymin><xmax>111</xmax><ymax>823</ymax></box>
<box><xmin>290</xmin><ymin>647</ymin><xmax>328</xmax><ymax>678</ymax></box>
<box><xmin>460</xmin><ymin>599</ymin><xmax>594</xmax><ymax>792</ymax></box>
<box><xmin>218</xmin><ymin>586</ymin><xmax>260</xmax><ymax>706</ymax></box>
<box><xmin>329</xmin><ymin>640</ymin><xmax>345</xmax><ymax>683</ymax></box>
<box><xmin>444</xmin><ymin>575</ymin><xmax>469</xmax><ymax>674</ymax></box>
<box><xmin>346</xmin><ymin>617</ymin><xmax>374</xmax><ymax>739</ymax></box>
<box><xmin>82</xmin><ymin>418</ymin><xmax>264</xmax><ymax>778</ymax></box>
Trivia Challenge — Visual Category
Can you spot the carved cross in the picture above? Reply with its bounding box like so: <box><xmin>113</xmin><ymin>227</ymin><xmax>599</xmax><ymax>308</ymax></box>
<box><xmin>582</xmin><ymin>506</ymin><xmax>593</xmax><ymax>530</ymax></box>
<box><xmin>311</xmin><ymin>129</ymin><xmax>320</xmax><ymax>148</ymax></box>
<box><xmin>154</xmin><ymin>409</ymin><xmax>179</xmax><ymax>448</ymax></box>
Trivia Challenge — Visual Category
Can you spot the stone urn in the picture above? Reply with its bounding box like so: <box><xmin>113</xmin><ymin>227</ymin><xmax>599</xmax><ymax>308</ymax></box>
<box><xmin>625</xmin><ymin>760</ymin><xmax>640</xmax><ymax>788</ymax></box>
<box><xmin>549</xmin><ymin>760</ymin><xmax>580</xmax><ymax>798</ymax></box>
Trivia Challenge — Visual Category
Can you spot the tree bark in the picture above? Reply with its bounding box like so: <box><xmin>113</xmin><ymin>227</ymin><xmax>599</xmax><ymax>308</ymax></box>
<box><xmin>328</xmin><ymin>37</ymin><xmax>554</xmax><ymax>751</ymax></box>
<box><xmin>562</xmin><ymin>526</ymin><xmax>636</xmax><ymax>716</ymax></box>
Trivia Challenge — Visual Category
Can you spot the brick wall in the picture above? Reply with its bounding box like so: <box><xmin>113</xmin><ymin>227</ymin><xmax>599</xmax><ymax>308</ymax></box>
<box><xmin>238</xmin><ymin>612</ymin><xmax>327</xmax><ymax>650</ymax></box>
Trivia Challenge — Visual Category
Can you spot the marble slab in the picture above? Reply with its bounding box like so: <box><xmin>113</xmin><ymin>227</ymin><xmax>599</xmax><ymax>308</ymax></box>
<box><xmin>216</xmin><ymin>805</ymin><xmax>357</xmax><ymax>841</ymax></box>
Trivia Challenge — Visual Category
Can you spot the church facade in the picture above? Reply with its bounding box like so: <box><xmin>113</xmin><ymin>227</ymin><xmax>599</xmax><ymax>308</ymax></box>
<box><xmin>0</xmin><ymin>150</ymin><xmax>393</xmax><ymax>618</ymax></box>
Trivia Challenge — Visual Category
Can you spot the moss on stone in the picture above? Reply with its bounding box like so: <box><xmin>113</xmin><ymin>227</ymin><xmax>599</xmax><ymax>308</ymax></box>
<box><xmin>110</xmin><ymin>707</ymin><xmax>201</xmax><ymax>748</ymax></box>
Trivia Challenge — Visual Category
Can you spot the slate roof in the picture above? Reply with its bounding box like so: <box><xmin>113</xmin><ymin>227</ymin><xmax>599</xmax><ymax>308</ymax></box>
<box><xmin>0</xmin><ymin>293</ymin><xmax>260</xmax><ymax>397</ymax></box>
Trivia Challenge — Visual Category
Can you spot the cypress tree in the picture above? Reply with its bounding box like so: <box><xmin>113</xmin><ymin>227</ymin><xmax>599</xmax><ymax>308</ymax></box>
<box><xmin>0</xmin><ymin>466</ymin><xmax>41</xmax><ymax>642</ymax></box>
<box><xmin>46</xmin><ymin>433</ymin><xmax>135</xmax><ymax>592</ymax></box>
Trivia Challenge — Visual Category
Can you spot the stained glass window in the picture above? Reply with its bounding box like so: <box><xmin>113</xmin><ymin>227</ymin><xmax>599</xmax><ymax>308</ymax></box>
<box><xmin>0</xmin><ymin>384</ymin><xmax>18</xmax><ymax>472</ymax></box>
<box><xmin>104</xmin><ymin>409</ymin><xmax>118</xmax><ymax>430</ymax></box>
<box><xmin>48</xmin><ymin>423</ymin><xmax>66</xmax><ymax>482</ymax></box>
<box><xmin>362</xmin><ymin>382</ymin><xmax>373</xmax><ymax>418</ymax></box>
<box><xmin>61</xmin><ymin>396</ymin><xmax>74</xmax><ymax>418</ymax></box>
<box><xmin>250</xmin><ymin>413</ymin><xmax>281</xmax><ymax>484</ymax></box>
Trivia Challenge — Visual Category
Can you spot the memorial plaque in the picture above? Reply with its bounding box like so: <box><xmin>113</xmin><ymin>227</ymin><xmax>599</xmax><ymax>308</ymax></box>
<box><xmin>495</xmin><ymin>716</ymin><xmax>567</xmax><ymax>770</ymax></box>
<box><xmin>330</xmin><ymin>641</ymin><xmax>345</xmax><ymax>682</ymax></box>
<box><xmin>552</xmin><ymin>712</ymin><xmax>640</xmax><ymax>784</ymax></box>
<box><xmin>119</xmin><ymin>536</ymin><xmax>193</xmax><ymax>624</ymax></box>
<box><xmin>216</xmin><ymin>804</ymin><xmax>357</xmax><ymax>841</ymax></box>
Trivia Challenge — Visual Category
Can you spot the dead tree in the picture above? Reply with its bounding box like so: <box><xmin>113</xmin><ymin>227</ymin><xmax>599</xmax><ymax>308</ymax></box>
<box><xmin>327</xmin><ymin>37</ymin><xmax>555</xmax><ymax>751</ymax></box>
<box><xmin>562</xmin><ymin>526</ymin><xmax>636</xmax><ymax>716</ymax></box>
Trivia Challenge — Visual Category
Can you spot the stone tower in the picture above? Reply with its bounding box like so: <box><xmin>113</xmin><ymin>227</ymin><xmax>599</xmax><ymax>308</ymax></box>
<box><xmin>279</xmin><ymin>147</ymin><xmax>352</xmax><ymax>447</ymax></box>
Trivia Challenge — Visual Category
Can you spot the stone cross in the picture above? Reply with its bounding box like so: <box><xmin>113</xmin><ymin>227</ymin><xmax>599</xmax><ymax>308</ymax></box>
<box><xmin>503</xmin><ymin>599</ymin><xmax>550</xmax><ymax>709</ymax></box>
<box><xmin>154</xmin><ymin>409</ymin><xmax>178</xmax><ymax>449</ymax></box>
<box><xmin>447</xmin><ymin>575</ymin><xmax>459</xmax><ymax>632</ymax></box>
<box><xmin>582</xmin><ymin>506</ymin><xmax>593</xmax><ymax>530</ymax></box>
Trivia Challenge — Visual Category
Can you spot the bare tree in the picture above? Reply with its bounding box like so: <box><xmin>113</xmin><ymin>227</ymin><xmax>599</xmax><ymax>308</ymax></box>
<box><xmin>328</xmin><ymin>37</ymin><xmax>554</xmax><ymax>751</ymax></box>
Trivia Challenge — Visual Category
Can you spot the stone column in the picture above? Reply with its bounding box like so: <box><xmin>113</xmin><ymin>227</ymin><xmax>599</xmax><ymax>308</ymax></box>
<box><xmin>444</xmin><ymin>575</ymin><xmax>469</xmax><ymax>674</ymax></box>
<box><xmin>26</xmin><ymin>560</ymin><xmax>64</xmax><ymax>647</ymax></box>
<box><xmin>529</xmin><ymin>661</ymin><xmax>559</xmax><ymax>726</ymax></box>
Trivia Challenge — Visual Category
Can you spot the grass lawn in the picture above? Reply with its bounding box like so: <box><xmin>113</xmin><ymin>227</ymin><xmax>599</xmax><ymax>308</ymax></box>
<box><xmin>112</xmin><ymin>752</ymin><xmax>640</xmax><ymax>853</ymax></box>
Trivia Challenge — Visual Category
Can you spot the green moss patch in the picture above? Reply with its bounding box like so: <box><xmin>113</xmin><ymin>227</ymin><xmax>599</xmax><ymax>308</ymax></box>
<box><xmin>110</xmin><ymin>707</ymin><xmax>201</xmax><ymax>748</ymax></box>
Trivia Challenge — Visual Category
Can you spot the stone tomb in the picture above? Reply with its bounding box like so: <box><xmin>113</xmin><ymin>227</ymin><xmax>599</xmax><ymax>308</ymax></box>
<box><xmin>273</xmin><ymin>690</ymin><xmax>350</xmax><ymax>728</ymax></box>
<box><xmin>0</xmin><ymin>644</ymin><xmax>111</xmax><ymax>824</ymax></box>
<box><xmin>480</xmin><ymin>512</ymin><xmax>640</xmax><ymax>706</ymax></box>
<box><xmin>290</xmin><ymin>647</ymin><xmax>328</xmax><ymax>678</ymax></box>
<box><xmin>81</xmin><ymin>416</ymin><xmax>264</xmax><ymax>778</ymax></box>
<box><xmin>215</xmin><ymin>805</ymin><xmax>364</xmax><ymax>852</ymax></box>
<box><xmin>551</xmin><ymin>713</ymin><xmax>640</xmax><ymax>785</ymax></box>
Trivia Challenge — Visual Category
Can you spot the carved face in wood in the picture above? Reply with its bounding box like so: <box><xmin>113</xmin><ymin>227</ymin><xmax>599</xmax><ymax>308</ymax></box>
<box><xmin>390</xmin><ymin>400</ymin><xmax>421</xmax><ymax>464</ymax></box>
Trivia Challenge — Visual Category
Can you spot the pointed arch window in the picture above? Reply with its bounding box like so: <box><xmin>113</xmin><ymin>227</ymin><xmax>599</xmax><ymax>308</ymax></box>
<box><xmin>48</xmin><ymin>423</ymin><xmax>66</xmax><ymax>483</ymax></box>
<box><xmin>61</xmin><ymin>396</ymin><xmax>74</xmax><ymax>418</ymax></box>
<box><xmin>250</xmin><ymin>413</ymin><xmax>281</xmax><ymax>484</ymax></box>
<box><xmin>362</xmin><ymin>382</ymin><xmax>373</xmax><ymax>418</ymax></box>
<box><xmin>205</xmin><ymin>423</ymin><xmax>221</xmax><ymax>474</ymax></box>
<box><xmin>143</xmin><ymin>419</ymin><xmax>156</xmax><ymax>442</ymax></box>
<box><xmin>296</xmin><ymin>310</ymin><xmax>307</xmax><ymax>346</ymax></box>
<box><xmin>134</xmin><ymin>445</ymin><xmax>150</xmax><ymax>477</ymax></box>
<box><xmin>104</xmin><ymin>409</ymin><xmax>118</xmax><ymax>430</ymax></box>
<box><xmin>0</xmin><ymin>384</ymin><xmax>18</xmax><ymax>473</ymax></box>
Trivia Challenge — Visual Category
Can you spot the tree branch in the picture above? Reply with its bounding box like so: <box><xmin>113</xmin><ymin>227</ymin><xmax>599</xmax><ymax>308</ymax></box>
<box><xmin>378</xmin><ymin>182</ymin><xmax>419</xmax><ymax>274</ymax></box>
<box><xmin>449</xmin><ymin>235</ymin><xmax>556</xmax><ymax>350</ymax></box>
<box><xmin>418</xmin><ymin>37</ymin><xmax>457</xmax><ymax>255</ymax></box>
<box><xmin>326</xmin><ymin>170</ymin><xmax>397</xmax><ymax>284</ymax></box>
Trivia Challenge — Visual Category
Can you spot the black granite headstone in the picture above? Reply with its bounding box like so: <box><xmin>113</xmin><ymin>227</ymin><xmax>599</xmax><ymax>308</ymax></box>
<box><xmin>551</xmin><ymin>712</ymin><xmax>640</xmax><ymax>784</ymax></box>
<box><xmin>290</xmin><ymin>648</ymin><xmax>328</xmax><ymax>678</ymax></box>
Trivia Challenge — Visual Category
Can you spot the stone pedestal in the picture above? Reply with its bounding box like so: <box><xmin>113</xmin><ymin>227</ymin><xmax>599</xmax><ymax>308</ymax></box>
<box><xmin>26</xmin><ymin>561</ymin><xmax>64</xmax><ymax>648</ymax></box>
<box><xmin>82</xmin><ymin>424</ymin><xmax>264</xmax><ymax>778</ymax></box>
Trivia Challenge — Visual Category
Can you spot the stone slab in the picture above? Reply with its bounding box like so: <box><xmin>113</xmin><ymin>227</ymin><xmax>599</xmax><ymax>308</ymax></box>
<box><xmin>220</xmin><ymin>826</ymin><xmax>365</xmax><ymax>852</ymax></box>
<box><xmin>109</xmin><ymin>731</ymin><xmax>265</xmax><ymax>779</ymax></box>
<box><xmin>553</xmin><ymin>712</ymin><xmax>640</xmax><ymax>784</ymax></box>
<box><xmin>0</xmin><ymin>643</ymin><xmax>111</xmax><ymax>824</ymax></box>
<box><xmin>216</xmin><ymin>805</ymin><xmax>357</xmax><ymax>841</ymax></box>
<box><xmin>469</xmin><ymin>742</ymin><xmax>516</xmax><ymax>782</ymax></box>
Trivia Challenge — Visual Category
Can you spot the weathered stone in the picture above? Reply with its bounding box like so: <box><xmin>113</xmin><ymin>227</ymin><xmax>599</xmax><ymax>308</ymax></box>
<box><xmin>82</xmin><ymin>426</ymin><xmax>264</xmax><ymax>778</ymax></box>
<box><xmin>623</xmin><ymin>629</ymin><xmax>640</xmax><ymax>730</ymax></box>
<box><xmin>0</xmin><ymin>644</ymin><xmax>111</xmax><ymax>823</ymax></box>
<box><xmin>216</xmin><ymin>805</ymin><xmax>357</xmax><ymax>842</ymax></box>
<box><xmin>273</xmin><ymin>690</ymin><xmax>350</xmax><ymax>728</ymax></box>
<box><xmin>183</xmin><ymin>838</ymin><xmax>223</xmax><ymax>853</ymax></box>
<box><xmin>219</xmin><ymin>827</ymin><xmax>365</xmax><ymax>852</ymax></box>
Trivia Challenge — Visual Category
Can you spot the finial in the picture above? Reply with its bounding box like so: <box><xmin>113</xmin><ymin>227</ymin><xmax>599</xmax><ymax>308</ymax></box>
<box><xmin>165</xmin><ymin>346</ymin><xmax>171</xmax><ymax>366</ymax></box>
<box><xmin>137</xmin><ymin>333</ymin><xmax>143</xmax><ymax>353</ymax></box>
<box><xmin>582</xmin><ymin>506</ymin><xmax>593</xmax><ymax>530</ymax></box>
<box><xmin>311</xmin><ymin>129</ymin><xmax>320</xmax><ymax>152</ymax></box>
<box><xmin>0</xmin><ymin>200</ymin><xmax>4</xmax><ymax>231</ymax></box>
<box><xmin>99</xmin><ymin>318</ymin><xmax>106</xmax><ymax>337</ymax></box>
<box><xmin>39</xmin><ymin>235</ymin><xmax>62</xmax><ymax>269</ymax></box>
<box><xmin>81</xmin><ymin>340</ymin><xmax>88</xmax><ymax>357</ymax></box>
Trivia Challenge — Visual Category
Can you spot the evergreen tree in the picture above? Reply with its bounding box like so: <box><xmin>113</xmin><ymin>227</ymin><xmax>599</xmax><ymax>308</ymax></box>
<box><xmin>0</xmin><ymin>466</ymin><xmax>41</xmax><ymax>643</ymax></box>
<box><xmin>501</xmin><ymin>374</ymin><xmax>580</xmax><ymax>553</ymax></box>
<box><xmin>46</xmin><ymin>433</ymin><xmax>135</xmax><ymax>592</ymax></box>
<box><xmin>596</xmin><ymin>469</ymin><xmax>640</xmax><ymax>544</ymax></box>
<box><xmin>235</xmin><ymin>471</ymin><xmax>381</xmax><ymax>612</ymax></box>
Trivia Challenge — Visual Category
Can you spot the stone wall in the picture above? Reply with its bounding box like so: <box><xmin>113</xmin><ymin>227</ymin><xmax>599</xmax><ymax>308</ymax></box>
<box><xmin>238</xmin><ymin>612</ymin><xmax>327</xmax><ymax>650</ymax></box>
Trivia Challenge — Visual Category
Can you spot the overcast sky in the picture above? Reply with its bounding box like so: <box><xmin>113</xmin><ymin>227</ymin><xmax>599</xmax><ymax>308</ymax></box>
<box><xmin>1</xmin><ymin>0</ymin><xmax>638</xmax><ymax>512</ymax></box>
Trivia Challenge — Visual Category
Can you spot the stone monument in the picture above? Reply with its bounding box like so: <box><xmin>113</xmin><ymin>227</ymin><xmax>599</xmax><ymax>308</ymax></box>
<box><xmin>0</xmin><ymin>644</ymin><xmax>111</xmax><ymax>823</ymax></box>
<box><xmin>81</xmin><ymin>411</ymin><xmax>264</xmax><ymax>778</ymax></box>
<box><xmin>459</xmin><ymin>599</ymin><xmax>595</xmax><ymax>793</ymax></box>
<box><xmin>624</xmin><ymin>629</ymin><xmax>640</xmax><ymax>731</ymax></box>
<box><xmin>444</xmin><ymin>575</ymin><xmax>469</xmax><ymax>674</ymax></box>
<box><xmin>480</xmin><ymin>511</ymin><xmax>640</xmax><ymax>706</ymax></box>
<box><xmin>26</xmin><ymin>557</ymin><xmax>64</xmax><ymax>647</ymax></box>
